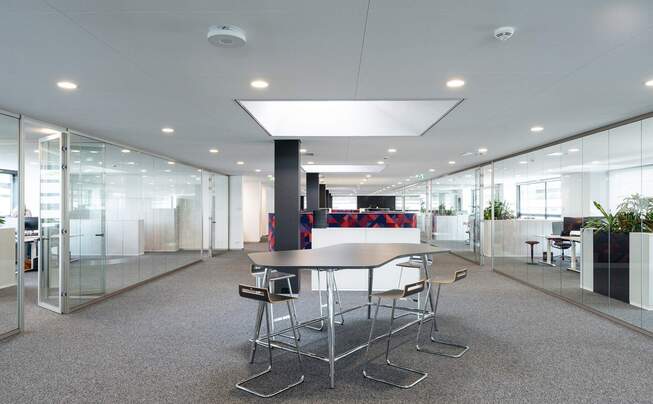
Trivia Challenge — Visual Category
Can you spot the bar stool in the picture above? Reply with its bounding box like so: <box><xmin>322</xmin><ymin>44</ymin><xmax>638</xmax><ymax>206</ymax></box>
<box><xmin>362</xmin><ymin>279</ymin><xmax>429</xmax><ymax>389</ymax></box>
<box><xmin>525</xmin><ymin>241</ymin><xmax>539</xmax><ymax>265</ymax></box>
<box><xmin>251</xmin><ymin>265</ymin><xmax>302</xmax><ymax>341</ymax></box>
<box><xmin>236</xmin><ymin>284</ymin><xmax>304</xmax><ymax>398</ymax></box>
<box><xmin>416</xmin><ymin>268</ymin><xmax>469</xmax><ymax>358</ymax></box>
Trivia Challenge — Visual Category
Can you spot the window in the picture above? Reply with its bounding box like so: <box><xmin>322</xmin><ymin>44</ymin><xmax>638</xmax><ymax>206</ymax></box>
<box><xmin>332</xmin><ymin>196</ymin><xmax>356</xmax><ymax>210</ymax></box>
<box><xmin>0</xmin><ymin>172</ymin><xmax>16</xmax><ymax>216</ymax></box>
<box><xmin>517</xmin><ymin>179</ymin><xmax>561</xmax><ymax>218</ymax></box>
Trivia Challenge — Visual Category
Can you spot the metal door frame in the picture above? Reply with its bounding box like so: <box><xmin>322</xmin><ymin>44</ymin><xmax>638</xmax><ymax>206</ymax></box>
<box><xmin>37</xmin><ymin>131</ymin><xmax>70</xmax><ymax>313</ymax></box>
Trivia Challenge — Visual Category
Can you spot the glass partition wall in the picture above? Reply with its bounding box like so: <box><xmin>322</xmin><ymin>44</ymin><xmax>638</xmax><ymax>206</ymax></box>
<box><xmin>17</xmin><ymin>119</ymin><xmax>224</xmax><ymax>314</ymax></box>
<box><xmin>0</xmin><ymin>112</ymin><xmax>21</xmax><ymax>337</ymax></box>
<box><xmin>491</xmin><ymin>117</ymin><xmax>653</xmax><ymax>333</ymax></box>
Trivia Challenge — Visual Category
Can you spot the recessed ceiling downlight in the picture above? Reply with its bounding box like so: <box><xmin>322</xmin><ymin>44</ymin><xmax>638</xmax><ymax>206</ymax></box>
<box><xmin>207</xmin><ymin>25</ymin><xmax>246</xmax><ymax>47</ymax></box>
<box><xmin>250</xmin><ymin>80</ymin><xmax>269</xmax><ymax>89</ymax></box>
<box><xmin>57</xmin><ymin>81</ymin><xmax>78</xmax><ymax>90</ymax></box>
<box><xmin>161</xmin><ymin>127</ymin><xmax>175</xmax><ymax>134</ymax></box>
<box><xmin>530</xmin><ymin>126</ymin><xmax>544</xmax><ymax>132</ymax></box>
<box><xmin>446</xmin><ymin>78</ymin><xmax>465</xmax><ymax>88</ymax></box>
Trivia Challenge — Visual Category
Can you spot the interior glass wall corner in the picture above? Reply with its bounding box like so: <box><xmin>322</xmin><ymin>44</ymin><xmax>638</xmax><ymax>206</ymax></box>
<box><xmin>21</xmin><ymin>125</ymin><xmax>209</xmax><ymax>314</ymax></box>
<box><xmin>431</xmin><ymin>167</ymin><xmax>483</xmax><ymax>264</ymax></box>
<box><xmin>202</xmin><ymin>170</ymin><xmax>229</xmax><ymax>256</ymax></box>
<box><xmin>0</xmin><ymin>112</ymin><xmax>21</xmax><ymax>337</ymax></box>
<box><xmin>490</xmin><ymin>116</ymin><xmax>652</xmax><ymax>334</ymax></box>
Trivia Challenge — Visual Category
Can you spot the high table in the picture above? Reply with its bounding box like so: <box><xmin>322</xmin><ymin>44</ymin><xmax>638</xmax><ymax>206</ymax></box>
<box><xmin>248</xmin><ymin>243</ymin><xmax>450</xmax><ymax>388</ymax></box>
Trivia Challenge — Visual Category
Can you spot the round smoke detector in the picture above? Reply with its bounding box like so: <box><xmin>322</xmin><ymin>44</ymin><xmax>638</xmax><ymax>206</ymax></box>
<box><xmin>494</xmin><ymin>26</ymin><xmax>515</xmax><ymax>41</ymax></box>
<box><xmin>207</xmin><ymin>25</ymin><xmax>247</xmax><ymax>47</ymax></box>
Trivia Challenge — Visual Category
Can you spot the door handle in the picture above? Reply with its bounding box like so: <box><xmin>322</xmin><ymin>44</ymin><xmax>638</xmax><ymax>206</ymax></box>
<box><xmin>95</xmin><ymin>233</ymin><xmax>105</xmax><ymax>237</ymax></box>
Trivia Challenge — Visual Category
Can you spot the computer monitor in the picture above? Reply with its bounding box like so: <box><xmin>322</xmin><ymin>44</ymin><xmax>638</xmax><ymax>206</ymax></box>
<box><xmin>562</xmin><ymin>217</ymin><xmax>582</xmax><ymax>236</ymax></box>
<box><xmin>25</xmin><ymin>217</ymin><xmax>38</xmax><ymax>232</ymax></box>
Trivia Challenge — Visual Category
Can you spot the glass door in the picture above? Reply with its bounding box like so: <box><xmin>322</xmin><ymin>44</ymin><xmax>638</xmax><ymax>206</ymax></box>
<box><xmin>38</xmin><ymin>133</ymin><xmax>66</xmax><ymax>312</ymax></box>
<box><xmin>471</xmin><ymin>167</ymin><xmax>483</xmax><ymax>264</ymax></box>
<box><xmin>68</xmin><ymin>134</ymin><xmax>106</xmax><ymax>309</ymax></box>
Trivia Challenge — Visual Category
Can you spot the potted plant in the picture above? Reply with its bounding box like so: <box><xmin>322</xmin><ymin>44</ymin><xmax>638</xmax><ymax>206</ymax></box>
<box><xmin>483</xmin><ymin>200</ymin><xmax>514</xmax><ymax>220</ymax></box>
<box><xmin>584</xmin><ymin>195</ymin><xmax>653</xmax><ymax>303</ymax></box>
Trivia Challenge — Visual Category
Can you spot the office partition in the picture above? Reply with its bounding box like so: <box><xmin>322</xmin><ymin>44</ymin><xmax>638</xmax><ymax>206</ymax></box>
<box><xmin>0</xmin><ymin>112</ymin><xmax>20</xmax><ymax>337</ymax></box>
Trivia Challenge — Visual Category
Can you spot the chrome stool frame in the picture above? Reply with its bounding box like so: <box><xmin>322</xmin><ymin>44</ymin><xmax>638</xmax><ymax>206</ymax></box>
<box><xmin>416</xmin><ymin>268</ymin><xmax>470</xmax><ymax>358</ymax></box>
<box><xmin>237</xmin><ymin>284</ymin><xmax>304</xmax><ymax>398</ymax></box>
<box><xmin>306</xmin><ymin>270</ymin><xmax>345</xmax><ymax>331</ymax></box>
<box><xmin>252</xmin><ymin>266</ymin><xmax>302</xmax><ymax>342</ymax></box>
<box><xmin>362</xmin><ymin>279</ymin><xmax>429</xmax><ymax>389</ymax></box>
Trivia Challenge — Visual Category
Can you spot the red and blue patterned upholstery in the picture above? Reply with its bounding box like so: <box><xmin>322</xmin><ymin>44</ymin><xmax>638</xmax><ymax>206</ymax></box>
<box><xmin>268</xmin><ymin>211</ymin><xmax>416</xmax><ymax>251</ymax></box>
<box><xmin>327</xmin><ymin>213</ymin><xmax>416</xmax><ymax>228</ymax></box>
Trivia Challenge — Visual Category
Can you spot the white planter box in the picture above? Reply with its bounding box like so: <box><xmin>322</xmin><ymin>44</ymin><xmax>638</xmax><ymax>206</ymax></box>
<box><xmin>629</xmin><ymin>232</ymin><xmax>653</xmax><ymax>311</ymax></box>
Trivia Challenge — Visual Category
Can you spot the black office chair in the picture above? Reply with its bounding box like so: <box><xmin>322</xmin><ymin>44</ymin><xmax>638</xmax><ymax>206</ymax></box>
<box><xmin>552</xmin><ymin>239</ymin><xmax>572</xmax><ymax>262</ymax></box>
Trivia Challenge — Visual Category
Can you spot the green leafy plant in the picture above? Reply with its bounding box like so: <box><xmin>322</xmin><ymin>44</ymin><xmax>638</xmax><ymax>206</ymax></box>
<box><xmin>585</xmin><ymin>194</ymin><xmax>653</xmax><ymax>233</ymax></box>
<box><xmin>0</xmin><ymin>216</ymin><xmax>4</xmax><ymax>225</ymax></box>
<box><xmin>483</xmin><ymin>200</ymin><xmax>514</xmax><ymax>220</ymax></box>
<box><xmin>436</xmin><ymin>203</ymin><xmax>455</xmax><ymax>216</ymax></box>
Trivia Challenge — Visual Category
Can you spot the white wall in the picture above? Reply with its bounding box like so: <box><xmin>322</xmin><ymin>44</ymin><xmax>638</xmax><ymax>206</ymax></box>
<box><xmin>242</xmin><ymin>176</ymin><xmax>262</xmax><ymax>243</ymax></box>
<box><xmin>228</xmin><ymin>176</ymin><xmax>244</xmax><ymax>249</ymax></box>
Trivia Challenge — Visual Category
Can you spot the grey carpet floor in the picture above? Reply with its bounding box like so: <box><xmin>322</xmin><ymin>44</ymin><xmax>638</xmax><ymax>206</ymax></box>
<box><xmin>1</xmin><ymin>243</ymin><xmax>652</xmax><ymax>403</ymax></box>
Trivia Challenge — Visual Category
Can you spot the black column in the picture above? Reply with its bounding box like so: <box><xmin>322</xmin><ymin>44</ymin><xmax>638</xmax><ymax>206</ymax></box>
<box><xmin>319</xmin><ymin>184</ymin><xmax>327</xmax><ymax>208</ymax></box>
<box><xmin>306</xmin><ymin>173</ymin><xmax>320</xmax><ymax>211</ymax></box>
<box><xmin>327</xmin><ymin>191</ymin><xmax>333</xmax><ymax>209</ymax></box>
<box><xmin>274</xmin><ymin>139</ymin><xmax>301</xmax><ymax>292</ymax></box>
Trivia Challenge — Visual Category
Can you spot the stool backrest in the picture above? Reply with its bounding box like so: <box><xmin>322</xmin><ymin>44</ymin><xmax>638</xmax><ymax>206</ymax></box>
<box><xmin>453</xmin><ymin>268</ymin><xmax>468</xmax><ymax>283</ymax></box>
<box><xmin>402</xmin><ymin>279</ymin><xmax>427</xmax><ymax>298</ymax></box>
<box><xmin>239</xmin><ymin>284</ymin><xmax>271</xmax><ymax>303</ymax></box>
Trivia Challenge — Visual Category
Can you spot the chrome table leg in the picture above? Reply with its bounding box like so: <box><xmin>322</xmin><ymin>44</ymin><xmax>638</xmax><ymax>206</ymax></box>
<box><xmin>326</xmin><ymin>269</ymin><xmax>336</xmax><ymax>388</ymax></box>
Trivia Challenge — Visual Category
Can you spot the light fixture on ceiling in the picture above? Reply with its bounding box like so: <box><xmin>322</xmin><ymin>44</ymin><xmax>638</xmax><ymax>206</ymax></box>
<box><xmin>547</xmin><ymin>152</ymin><xmax>563</xmax><ymax>157</ymax></box>
<box><xmin>478</xmin><ymin>148</ymin><xmax>488</xmax><ymax>154</ymax></box>
<box><xmin>237</xmin><ymin>99</ymin><xmax>461</xmax><ymax>137</ymax></box>
<box><xmin>568</xmin><ymin>148</ymin><xmax>580</xmax><ymax>153</ymax></box>
<box><xmin>530</xmin><ymin>126</ymin><xmax>544</xmax><ymax>132</ymax></box>
<box><xmin>519</xmin><ymin>160</ymin><xmax>528</xmax><ymax>164</ymax></box>
<box><xmin>161</xmin><ymin>127</ymin><xmax>175</xmax><ymax>134</ymax></box>
<box><xmin>300</xmin><ymin>148</ymin><xmax>307</xmax><ymax>153</ymax></box>
<box><xmin>168</xmin><ymin>161</ymin><xmax>175</xmax><ymax>165</ymax></box>
<box><xmin>250</xmin><ymin>80</ymin><xmax>269</xmax><ymax>89</ymax></box>
<box><xmin>448</xmin><ymin>161</ymin><xmax>456</xmax><ymax>165</ymax></box>
<box><xmin>255</xmin><ymin>169</ymin><xmax>261</xmax><ymax>173</ymax></box>
<box><xmin>429</xmin><ymin>168</ymin><xmax>435</xmax><ymax>172</ymax></box>
<box><xmin>209</xmin><ymin>148</ymin><xmax>219</xmax><ymax>153</ymax></box>
<box><xmin>121</xmin><ymin>149</ymin><xmax>130</xmax><ymax>153</ymax></box>
<box><xmin>645</xmin><ymin>79</ymin><xmax>653</xmax><ymax>87</ymax></box>
<box><xmin>307</xmin><ymin>161</ymin><xmax>314</xmax><ymax>165</ymax></box>
<box><xmin>141</xmin><ymin>169</ymin><xmax>147</xmax><ymax>173</ymax></box>
<box><xmin>377</xmin><ymin>161</ymin><xmax>384</xmax><ymax>165</ymax></box>
<box><xmin>387</xmin><ymin>148</ymin><xmax>397</xmax><ymax>153</ymax></box>
<box><xmin>39</xmin><ymin>128</ymin><xmax>61</xmax><ymax>135</ymax></box>
<box><xmin>446</xmin><ymin>78</ymin><xmax>465</xmax><ymax>88</ymax></box>
<box><xmin>236</xmin><ymin>161</ymin><xmax>245</xmax><ymax>165</ymax></box>
<box><xmin>57</xmin><ymin>81</ymin><xmax>78</xmax><ymax>90</ymax></box>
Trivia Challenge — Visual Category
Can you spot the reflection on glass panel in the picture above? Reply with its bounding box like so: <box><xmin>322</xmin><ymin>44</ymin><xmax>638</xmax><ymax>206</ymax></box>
<box><xmin>491</xmin><ymin>117</ymin><xmax>651</xmax><ymax>333</ymax></box>
<box><xmin>0</xmin><ymin>114</ymin><xmax>19</xmax><ymax>334</ymax></box>
<box><xmin>432</xmin><ymin>168</ymin><xmax>482</xmax><ymax>263</ymax></box>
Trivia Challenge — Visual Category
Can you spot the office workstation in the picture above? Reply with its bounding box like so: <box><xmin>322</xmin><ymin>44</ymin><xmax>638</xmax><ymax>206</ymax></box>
<box><xmin>1</xmin><ymin>2</ymin><xmax>653</xmax><ymax>403</ymax></box>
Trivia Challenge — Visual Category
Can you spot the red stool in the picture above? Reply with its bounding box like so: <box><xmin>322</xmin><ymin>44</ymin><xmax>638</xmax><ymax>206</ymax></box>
<box><xmin>525</xmin><ymin>241</ymin><xmax>539</xmax><ymax>265</ymax></box>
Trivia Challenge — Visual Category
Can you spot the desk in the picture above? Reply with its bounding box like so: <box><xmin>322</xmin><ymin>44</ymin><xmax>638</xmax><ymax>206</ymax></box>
<box><xmin>248</xmin><ymin>243</ymin><xmax>449</xmax><ymax>388</ymax></box>
<box><xmin>541</xmin><ymin>234</ymin><xmax>581</xmax><ymax>271</ymax></box>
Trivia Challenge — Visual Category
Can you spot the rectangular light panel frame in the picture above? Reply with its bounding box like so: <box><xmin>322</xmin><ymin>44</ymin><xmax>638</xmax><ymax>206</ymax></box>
<box><xmin>236</xmin><ymin>99</ymin><xmax>463</xmax><ymax>137</ymax></box>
